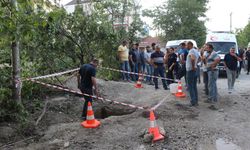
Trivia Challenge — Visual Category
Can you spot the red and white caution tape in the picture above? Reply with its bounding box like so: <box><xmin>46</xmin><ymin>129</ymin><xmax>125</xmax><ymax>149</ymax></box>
<box><xmin>24</xmin><ymin>68</ymin><xmax>79</xmax><ymax>81</ymax></box>
<box><xmin>22</xmin><ymin>66</ymin><xmax>171</xmax><ymax>111</ymax></box>
<box><xmin>27</xmin><ymin>78</ymin><xmax>147</xmax><ymax>110</ymax></box>
<box><xmin>150</xmin><ymin>96</ymin><xmax>168</xmax><ymax>111</ymax></box>
<box><xmin>23</xmin><ymin>66</ymin><xmax>178</xmax><ymax>83</ymax></box>
<box><xmin>99</xmin><ymin>66</ymin><xmax>179</xmax><ymax>82</ymax></box>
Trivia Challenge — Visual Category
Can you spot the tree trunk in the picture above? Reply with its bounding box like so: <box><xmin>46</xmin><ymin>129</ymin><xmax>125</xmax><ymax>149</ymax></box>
<box><xmin>12</xmin><ymin>41</ymin><xmax>21</xmax><ymax>104</ymax></box>
<box><xmin>11</xmin><ymin>0</ymin><xmax>21</xmax><ymax>104</ymax></box>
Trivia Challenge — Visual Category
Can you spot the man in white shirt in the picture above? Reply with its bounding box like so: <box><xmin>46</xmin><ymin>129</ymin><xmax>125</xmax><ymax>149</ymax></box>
<box><xmin>186</xmin><ymin>41</ymin><xmax>199</xmax><ymax>106</ymax></box>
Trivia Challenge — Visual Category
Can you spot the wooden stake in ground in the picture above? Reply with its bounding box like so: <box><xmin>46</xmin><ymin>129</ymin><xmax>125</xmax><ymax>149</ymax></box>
<box><xmin>35</xmin><ymin>98</ymin><xmax>49</xmax><ymax>126</ymax></box>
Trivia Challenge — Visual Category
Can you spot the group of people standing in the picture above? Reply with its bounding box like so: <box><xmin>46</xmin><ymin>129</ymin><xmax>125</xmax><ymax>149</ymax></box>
<box><xmin>117</xmin><ymin>41</ymin><xmax>173</xmax><ymax>90</ymax></box>
<box><xmin>239</xmin><ymin>47</ymin><xmax>250</xmax><ymax>75</ymax></box>
<box><xmin>117</xmin><ymin>40</ymin><xmax>250</xmax><ymax>110</ymax></box>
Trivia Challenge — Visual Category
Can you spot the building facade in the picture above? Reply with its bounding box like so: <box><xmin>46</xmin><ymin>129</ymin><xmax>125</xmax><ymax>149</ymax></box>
<box><xmin>64</xmin><ymin>0</ymin><xmax>93</xmax><ymax>15</ymax></box>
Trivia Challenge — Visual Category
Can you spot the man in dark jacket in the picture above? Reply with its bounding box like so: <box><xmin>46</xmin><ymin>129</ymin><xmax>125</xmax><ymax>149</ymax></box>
<box><xmin>129</xmin><ymin>43</ymin><xmax>142</xmax><ymax>80</ymax></box>
<box><xmin>177</xmin><ymin>42</ymin><xmax>188</xmax><ymax>82</ymax></box>
<box><xmin>129</xmin><ymin>44</ymin><xmax>137</xmax><ymax>81</ymax></box>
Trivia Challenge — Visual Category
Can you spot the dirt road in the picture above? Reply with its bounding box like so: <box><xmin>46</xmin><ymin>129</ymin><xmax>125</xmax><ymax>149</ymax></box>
<box><xmin>1</xmin><ymin>72</ymin><xmax>250</xmax><ymax>150</ymax></box>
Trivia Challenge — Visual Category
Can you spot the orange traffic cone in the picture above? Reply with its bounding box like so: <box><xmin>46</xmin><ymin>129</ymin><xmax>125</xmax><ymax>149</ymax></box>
<box><xmin>135</xmin><ymin>73</ymin><xmax>143</xmax><ymax>88</ymax></box>
<box><xmin>175</xmin><ymin>81</ymin><xmax>186</xmax><ymax>98</ymax></box>
<box><xmin>81</xmin><ymin>102</ymin><xmax>100</xmax><ymax>128</ymax></box>
<box><xmin>148</xmin><ymin>111</ymin><xmax>164</xmax><ymax>142</ymax></box>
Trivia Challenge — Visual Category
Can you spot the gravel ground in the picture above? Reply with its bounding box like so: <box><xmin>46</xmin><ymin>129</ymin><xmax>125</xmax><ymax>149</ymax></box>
<box><xmin>1</xmin><ymin>72</ymin><xmax>250</xmax><ymax>150</ymax></box>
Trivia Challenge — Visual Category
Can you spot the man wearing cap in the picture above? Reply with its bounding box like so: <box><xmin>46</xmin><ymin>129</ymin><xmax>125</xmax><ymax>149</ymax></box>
<box><xmin>150</xmin><ymin>45</ymin><xmax>169</xmax><ymax>90</ymax></box>
<box><xmin>78</xmin><ymin>59</ymin><xmax>99</xmax><ymax>120</ymax></box>
<box><xmin>224</xmin><ymin>47</ymin><xmax>242</xmax><ymax>93</ymax></box>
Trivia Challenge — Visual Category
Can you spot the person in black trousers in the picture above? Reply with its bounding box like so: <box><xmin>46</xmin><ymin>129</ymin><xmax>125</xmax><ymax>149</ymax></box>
<box><xmin>245</xmin><ymin>47</ymin><xmax>250</xmax><ymax>75</ymax></box>
<box><xmin>77</xmin><ymin>59</ymin><xmax>99</xmax><ymax>120</ymax></box>
<box><xmin>165</xmin><ymin>47</ymin><xmax>177</xmax><ymax>85</ymax></box>
<box><xmin>238</xmin><ymin>48</ymin><xmax>244</xmax><ymax>74</ymax></box>
<box><xmin>151</xmin><ymin>45</ymin><xmax>169</xmax><ymax>90</ymax></box>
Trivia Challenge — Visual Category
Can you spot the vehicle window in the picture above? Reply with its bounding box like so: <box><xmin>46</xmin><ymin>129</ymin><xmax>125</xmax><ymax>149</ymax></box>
<box><xmin>166</xmin><ymin>45</ymin><xmax>179</xmax><ymax>49</ymax></box>
<box><xmin>207</xmin><ymin>42</ymin><xmax>236</xmax><ymax>54</ymax></box>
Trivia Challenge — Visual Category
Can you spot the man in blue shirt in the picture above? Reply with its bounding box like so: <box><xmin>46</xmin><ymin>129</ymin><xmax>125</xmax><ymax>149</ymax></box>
<box><xmin>140</xmin><ymin>47</ymin><xmax>146</xmax><ymax>74</ymax></box>
<box><xmin>224</xmin><ymin>47</ymin><xmax>242</xmax><ymax>93</ymax></box>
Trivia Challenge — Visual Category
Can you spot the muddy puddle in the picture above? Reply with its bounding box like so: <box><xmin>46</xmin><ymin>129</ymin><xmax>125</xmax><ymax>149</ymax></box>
<box><xmin>199</xmin><ymin>138</ymin><xmax>241</xmax><ymax>150</ymax></box>
<box><xmin>215</xmin><ymin>138</ymin><xmax>241</xmax><ymax>150</ymax></box>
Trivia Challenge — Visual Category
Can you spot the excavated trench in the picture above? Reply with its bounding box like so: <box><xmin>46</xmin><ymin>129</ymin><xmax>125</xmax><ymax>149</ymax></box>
<box><xmin>94</xmin><ymin>105</ymin><xmax>137</xmax><ymax>119</ymax></box>
<box><xmin>47</xmin><ymin>95</ymin><xmax>138</xmax><ymax>122</ymax></box>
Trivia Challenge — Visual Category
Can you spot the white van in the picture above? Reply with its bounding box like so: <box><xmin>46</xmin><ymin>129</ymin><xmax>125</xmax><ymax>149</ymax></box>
<box><xmin>166</xmin><ymin>39</ymin><xmax>198</xmax><ymax>49</ymax></box>
<box><xmin>205</xmin><ymin>31</ymin><xmax>239</xmax><ymax>76</ymax></box>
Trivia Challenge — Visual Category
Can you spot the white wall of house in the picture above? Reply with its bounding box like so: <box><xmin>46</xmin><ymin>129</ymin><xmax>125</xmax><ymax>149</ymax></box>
<box><xmin>63</xmin><ymin>2</ymin><xmax>137</xmax><ymax>32</ymax></box>
<box><xmin>64</xmin><ymin>3</ymin><xmax>93</xmax><ymax>14</ymax></box>
<box><xmin>64</xmin><ymin>5</ymin><xmax>75</xmax><ymax>13</ymax></box>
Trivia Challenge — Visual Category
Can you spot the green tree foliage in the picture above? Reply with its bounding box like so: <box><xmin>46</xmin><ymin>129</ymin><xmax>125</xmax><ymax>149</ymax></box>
<box><xmin>128</xmin><ymin>1</ymin><xmax>147</xmax><ymax>43</ymax></box>
<box><xmin>0</xmin><ymin>0</ymin><xmax>145</xmax><ymax>121</ymax></box>
<box><xmin>236</xmin><ymin>22</ymin><xmax>250</xmax><ymax>48</ymax></box>
<box><xmin>143</xmin><ymin>0</ymin><xmax>208</xmax><ymax>47</ymax></box>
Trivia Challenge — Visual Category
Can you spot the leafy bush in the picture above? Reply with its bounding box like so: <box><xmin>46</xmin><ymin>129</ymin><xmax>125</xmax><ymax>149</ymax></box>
<box><xmin>0</xmin><ymin>0</ymin><xmax>145</xmax><ymax>123</ymax></box>
<box><xmin>0</xmin><ymin>68</ymin><xmax>28</xmax><ymax>122</ymax></box>
<box><xmin>0</xmin><ymin>98</ymin><xmax>28</xmax><ymax>122</ymax></box>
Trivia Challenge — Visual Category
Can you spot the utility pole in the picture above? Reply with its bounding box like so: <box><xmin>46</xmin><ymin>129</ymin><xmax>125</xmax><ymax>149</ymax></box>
<box><xmin>230</xmin><ymin>12</ymin><xmax>232</xmax><ymax>33</ymax></box>
<box><xmin>11</xmin><ymin>0</ymin><xmax>22</xmax><ymax>104</ymax></box>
